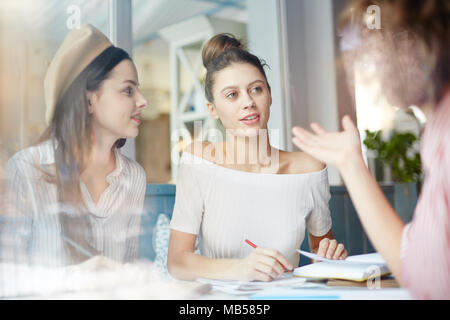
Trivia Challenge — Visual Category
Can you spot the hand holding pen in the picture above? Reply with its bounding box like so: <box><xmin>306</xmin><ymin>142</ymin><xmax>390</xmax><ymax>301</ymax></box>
<box><xmin>234</xmin><ymin>239</ymin><xmax>294</xmax><ymax>282</ymax></box>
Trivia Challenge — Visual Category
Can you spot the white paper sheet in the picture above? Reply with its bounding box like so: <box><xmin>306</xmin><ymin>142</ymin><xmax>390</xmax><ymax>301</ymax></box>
<box><xmin>196</xmin><ymin>273</ymin><xmax>307</xmax><ymax>294</ymax></box>
<box><xmin>297</xmin><ymin>250</ymin><xmax>386</xmax><ymax>266</ymax></box>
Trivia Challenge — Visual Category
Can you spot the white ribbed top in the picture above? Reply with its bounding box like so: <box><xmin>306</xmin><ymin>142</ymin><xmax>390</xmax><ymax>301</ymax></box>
<box><xmin>170</xmin><ymin>152</ymin><xmax>332</xmax><ymax>267</ymax></box>
<box><xmin>3</xmin><ymin>140</ymin><xmax>146</xmax><ymax>266</ymax></box>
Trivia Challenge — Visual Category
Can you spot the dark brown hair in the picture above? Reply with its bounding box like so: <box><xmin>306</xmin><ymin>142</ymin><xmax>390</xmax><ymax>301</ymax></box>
<box><xmin>202</xmin><ymin>33</ymin><xmax>271</xmax><ymax>102</ymax></box>
<box><xmin>339</xmin><ymin>0</ymin><xmax>450</xmax><ymax>107</ymax></box>
<box><xmin>39</xmin><ymin>46</ymin><xmax>130</xmax><ymax>205</ymax></box>
<box><xmin>38</xmin><ymin>46</ymin><xmax>131</xmax><ymax>264</ymax></box>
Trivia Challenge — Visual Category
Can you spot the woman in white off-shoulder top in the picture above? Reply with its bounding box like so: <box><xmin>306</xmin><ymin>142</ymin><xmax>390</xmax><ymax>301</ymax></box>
<box><xmin>168</xmin><ymin>34</ymin><xmax>347</xmax><ymax>282</ymax></box>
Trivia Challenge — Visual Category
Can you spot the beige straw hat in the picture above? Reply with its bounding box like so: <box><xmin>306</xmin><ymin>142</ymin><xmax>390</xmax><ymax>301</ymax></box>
<box><xmin>44</xmin><ymin>24</ymin><xmax>112</xmax><ymax>124</ymax></box>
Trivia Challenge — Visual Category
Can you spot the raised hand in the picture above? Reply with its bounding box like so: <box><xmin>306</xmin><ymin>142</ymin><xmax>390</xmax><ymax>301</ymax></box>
<box><xmin>291</xmin><ymin>115</ymin><xmax>363</xmax><ymax>171</ymax></box>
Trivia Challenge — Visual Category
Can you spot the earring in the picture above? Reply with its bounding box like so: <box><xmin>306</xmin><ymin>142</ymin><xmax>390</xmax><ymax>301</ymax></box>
<box><xmin>87</xmin><ymin>99</ymin><xmax>94</xmax><ymax>114</ymax></box>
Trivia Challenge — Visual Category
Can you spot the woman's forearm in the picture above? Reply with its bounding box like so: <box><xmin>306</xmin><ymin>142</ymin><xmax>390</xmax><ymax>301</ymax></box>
<box><xmin>339</xmin><ymin>156</ymin><xmax>405</xmax><ymax>282</ymax></box>
<box><xmin>167</xmin><ymin>251</ymin><xmax>240</xmax><ymax>281</ymax></box>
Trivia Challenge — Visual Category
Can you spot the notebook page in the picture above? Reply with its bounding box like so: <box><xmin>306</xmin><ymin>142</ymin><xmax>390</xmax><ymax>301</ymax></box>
<box><xmin>297</xmin><ymin>250</ymin><xmax>386</xmax><ymax>266</ymax></box>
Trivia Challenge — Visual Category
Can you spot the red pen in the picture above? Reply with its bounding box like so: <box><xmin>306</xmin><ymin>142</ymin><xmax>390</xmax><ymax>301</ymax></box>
<box><xmin>245</xmin><ymin>239</ymin><xmax>257</xmax><ymax>249</ymax></box>
<box><xmin>245</xmin><ymin>239</ymin><xmax>287</xmax><ymax>271</ymax></box>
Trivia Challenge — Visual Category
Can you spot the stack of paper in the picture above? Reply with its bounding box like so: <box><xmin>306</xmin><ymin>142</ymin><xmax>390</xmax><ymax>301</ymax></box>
<box><xmin>293</xmin><ymin>250</ymin><xmax>390</xmax><ymax>282</ymax></box>
<box><xmin>196</xmin><ymin>273</ymin><xmax>306</xmax><ymax>295</ymax></box>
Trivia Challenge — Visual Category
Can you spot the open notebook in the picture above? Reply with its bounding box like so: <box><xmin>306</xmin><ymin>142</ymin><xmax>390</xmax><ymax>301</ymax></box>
<box><xmin>293</xmin><ymin>250</ymin><xmax>391</xmax><ymax>282</ymax></box>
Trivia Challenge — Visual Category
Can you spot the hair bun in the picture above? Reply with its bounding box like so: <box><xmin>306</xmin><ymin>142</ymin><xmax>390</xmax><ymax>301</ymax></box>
<box><xmin>202</xmin><ymin>33</ymin><xmax>244</xmax><ymax>68</ymax></box>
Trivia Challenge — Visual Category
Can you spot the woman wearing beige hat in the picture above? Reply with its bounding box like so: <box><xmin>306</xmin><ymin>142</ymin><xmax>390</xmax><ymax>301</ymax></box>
<box><xmin>4</xmin><ymin>24</ymin><xmax>148</xmax><ymax>266</ymax></box>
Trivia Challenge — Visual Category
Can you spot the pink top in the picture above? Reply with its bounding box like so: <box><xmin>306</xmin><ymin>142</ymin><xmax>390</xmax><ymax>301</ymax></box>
<box><xmin>400</xmin><ymin>92</ymin><xmax>450</xmax><ymax>299</ymax></box>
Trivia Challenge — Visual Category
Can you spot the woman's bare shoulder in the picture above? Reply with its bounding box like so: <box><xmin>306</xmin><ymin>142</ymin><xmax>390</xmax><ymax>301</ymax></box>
<box><xmin>280</xmin><ymin>150</ymin><xmax>325</xmax><ymax>174</ymax></box>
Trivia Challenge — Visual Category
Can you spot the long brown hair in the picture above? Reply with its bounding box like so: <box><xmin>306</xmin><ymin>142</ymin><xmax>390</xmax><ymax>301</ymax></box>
<box><xmin>38</xmin><ymin>46</ymin><xmax>131</xmax><ymax>263</ymax></box>
<box><xmin>39</xmin><ymin>46</ymin><xmax>129</xmax><ymax>204</ymax></box>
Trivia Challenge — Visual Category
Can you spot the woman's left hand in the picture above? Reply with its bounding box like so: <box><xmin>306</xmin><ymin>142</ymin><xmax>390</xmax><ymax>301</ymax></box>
<box><xmin>316</xmin><ymin>238</ymin><xmax>348</xmax><ymax>260</ymax></box>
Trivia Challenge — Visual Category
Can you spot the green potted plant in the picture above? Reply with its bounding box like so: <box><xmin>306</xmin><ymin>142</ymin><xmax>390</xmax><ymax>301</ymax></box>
<box><xmin>363</xmin><ymin>129</ymin><xmax>423</xmax><ymax>223</ymax></box>
<box><xmin>363</xmin><ymin>130</ymin><xmax>422</xmax><ymax>183</ymax></box>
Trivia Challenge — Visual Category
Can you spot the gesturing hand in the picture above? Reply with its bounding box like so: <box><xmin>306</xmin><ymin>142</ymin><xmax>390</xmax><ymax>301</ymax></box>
<box><xmin>291</xmin><ymin>115</ymin><xmax>363</xmax><ymax>171</ymax></box>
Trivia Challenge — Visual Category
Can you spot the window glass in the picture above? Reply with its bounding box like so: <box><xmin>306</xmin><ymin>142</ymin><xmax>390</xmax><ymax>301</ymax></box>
<box><xmin>0</xmin><ymin>0</ymin><xmax>109</xmax><ymax>160</ymax></box>
<box><xmin>132</xmin><ymin>0</ymin><xmax>247</xmax><ymax>182</ymax></box>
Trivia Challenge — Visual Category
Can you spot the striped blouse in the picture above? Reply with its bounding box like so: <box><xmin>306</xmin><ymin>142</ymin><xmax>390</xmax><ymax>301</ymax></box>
<box><xmin>400</xmin><ymin>93</ymin><xmax>450</xmax><ymax>299</ymax></box>
<box><xmin>2</xmin><ymin>140</ymin><xmax>146</xmax><ymax>266</ymax></box>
